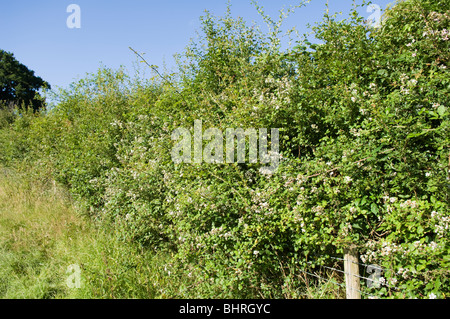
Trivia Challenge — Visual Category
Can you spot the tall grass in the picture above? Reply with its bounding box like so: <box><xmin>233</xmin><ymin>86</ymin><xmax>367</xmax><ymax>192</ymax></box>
<box><xmin>0</xmin><ymin>168</ymin><xmax>83</xmax><ymax>298</ymax></box>
<box><xmin>0</xmin><ymin>168</ymin><xmax>184</xmax><ymax>299</ymax></box>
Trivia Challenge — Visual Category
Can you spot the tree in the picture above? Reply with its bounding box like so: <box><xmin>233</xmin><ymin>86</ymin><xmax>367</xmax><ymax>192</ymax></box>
<box><xmin>0</xmin><ymin>49</ymin><xmax>50</xmax><ymax>111</ymax></box>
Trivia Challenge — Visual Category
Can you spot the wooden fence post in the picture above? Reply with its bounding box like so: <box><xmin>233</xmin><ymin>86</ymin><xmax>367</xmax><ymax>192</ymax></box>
<box><xmin>344</xmin><ymin>244</ymin><xmax>361</xmax><ymax>299</ymax></box>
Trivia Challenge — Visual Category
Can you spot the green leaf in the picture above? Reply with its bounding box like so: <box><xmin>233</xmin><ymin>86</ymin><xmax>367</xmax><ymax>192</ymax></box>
<box><xmin>371</xmin><ymin>203</ymin><xmax>379</xmax><ymax>214</ymax></box>
<box><xmin>437</xmin><ymin>105</ymin><xmax>446</xmax><ymax>117</ymax></box>
<box><xmin>377</xmin><ymin>69</ymin><xmax>388</xmax><ymax>77</ymax></box>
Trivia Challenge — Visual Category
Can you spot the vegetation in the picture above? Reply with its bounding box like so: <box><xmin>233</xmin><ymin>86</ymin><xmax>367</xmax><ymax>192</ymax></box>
<box><xmin>0</xmin><ymin>170</ymin><xmax>197</xmax><ymax>298</ymax></box>
<box><xmin>0</xmin><ymin>0</ymin><xmax>448</xmax><ymax>299</ymax></box>
<box><xmin>0</xmin><ymin>50</ymin><xmax>50</xmax><ymax>112</ymax></box>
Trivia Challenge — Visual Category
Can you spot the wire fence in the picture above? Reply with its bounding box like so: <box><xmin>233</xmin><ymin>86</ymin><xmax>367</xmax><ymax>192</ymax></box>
<box><xmin>299</xmin><ymin>253</ymin><xmax>399</xmax><ymax>299</ymax></box>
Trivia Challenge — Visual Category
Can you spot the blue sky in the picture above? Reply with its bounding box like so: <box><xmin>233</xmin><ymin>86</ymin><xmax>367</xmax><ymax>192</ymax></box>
<box><xmin>1</xmin><ymin>0</ymin><xmax>394</xmax><ymax>91</ymax></box>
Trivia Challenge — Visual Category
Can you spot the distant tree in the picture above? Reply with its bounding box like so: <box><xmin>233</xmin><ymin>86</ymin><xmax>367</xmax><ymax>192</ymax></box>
<box><xmin>0</xmin><ymin>49</ymin><xmax>50</xmax><ymax>111</ymax></box>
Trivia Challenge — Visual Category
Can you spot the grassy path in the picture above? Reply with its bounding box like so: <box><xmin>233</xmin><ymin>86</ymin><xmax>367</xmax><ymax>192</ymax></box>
<box><xmin>0</xmin><ymin>169</ymin><xmax>178</xmax><ymax>299</ymax></box>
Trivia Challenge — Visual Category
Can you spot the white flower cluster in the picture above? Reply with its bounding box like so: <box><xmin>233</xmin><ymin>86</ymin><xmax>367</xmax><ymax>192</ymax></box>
<box><xmin>406</xmin><ymin>39</ymin><xmax>416</xmax><ymax>47</ymax></box>
<box><xmin>399</xmin><ymin>199</ymin><xmax>419</xmax><ymax>209</ymax></box>
<box><xmin>168</xmin><ymin>203</ymin><xmax>183</xmax><ymax>218</ymax></box>
<box><xmin>110</xmin><ymin>119</ymin><xmax>124</xmax><ymax>128</ymax></box>
<box><xmin>350</xmin><ymin>127</ymin><xmax>361</xmax><ymax>137</ymax></box>
<box><xmin>311</xmin><ymin>205</ymin><xmax>325</xmax><ymax>216</ymax></box>
<box><xmin>397</xmin><ymin>267</ymin><xmax>411</xmax><ymax>279</ymax></box>
<box><xmin>382</xmin><ymin>195</ymin><xmax>397</xmax><ymax>203</ymax></box>
<box><xmin>399</xmin><ymin>73</ymin><xmax>409</xmax><ymax>83</ymax></box>
<box><xmin>431</xmin><ymin>211</ymin><xmax>449</xmax><ymax>238</ymax></box>
<box><xmin>380</xmin><ymin>241</ymin><xmax>401</xmax><ymax>257</ymax></box>
<box><xmin>250</xmin><ymin>189</ymin><xmax>270</xmax><ymax>204</ymax></box>
<box><xmin>400</xmin><ymin>86</ymin><xmax>410</xmax><ymax>95</ymax></box>
<box><xmin>291</xmin><ymin>204</ymin><xmax>306</xmax><ymax>233</ymax></box>
<box><xmin>164</xmin><ymin>264</ymin><xmax>173</xmax><ymax>276</ymax></box>
<box><xmin>428</xmin><ymin>241</ymin><xmax>438</xmax><ymax>250</ymax></box>
<box><xmin>398</xmin><ymin>73</ymin><xmax>413</xmax><ymax>94</ymax></box>
<box><xmin>360</xmin><ymin>251</ymin><xmax>376</xmax><ymax>264</ymax></box>
<box><xmin>360</xmin><ymin>240</ymin><xmax>378</xmax><ymax>263</ymax></box>
<box><xmin>341</xmin><ymin>149</ymin><xmax>354</xmax><ymax>162</ymax></box>
<box><xmin>250</xmin><ymin>189</ymin><xmax>276</xmax><ymax>220</ymax></box>
<box><xmin>126</xmin><ymin>189</ymin><xmax>138</xmax><ymax>201</ymax></box>
<box><xmin>428</xmin><ymin>11</ymin><xmax>446</xmax><ymax>23</ymax></box>
<box><xmin>361</xmin><ymin>242</ymin><xmax>401</xmax><ymax>265</ymax></box>
<box><xmin>423</xmin><ymin>28</ymin><xmax>449</xmax><ymax>41</ymax></box>
<box><xmin>432</xmin><ymin>103</ymin><xmax>441</xmax><ymax>109</ymax></box>
<box><xmin>422</xmin><ymin>11</ymin><xmax>450</xmax><ymax>43</ymax></box>
<box><xmin>256</xmin><ymin>76</ymin><xmax>292</xmax><ymax>110</ymax></box>
<box><xmin>209</xmin><ymin>226</ymin><xmax>232</xmax><ymax>239</ymax></box>
<box><xmin>295</xmin><ymin>174</ymin><xmax>308</xmax><ymax>185</ymax></box>
<box><xmin>340</xmin><ymin>223</ymin><xmax>352</xmax><ymax>237</ymax></box>
<box><xmin>407</xmin><ymin>79</ymin><xmax>418</xmax><ymax>87</ymax></box>
<box><xmin>349</xmin><ymin>83</ymin><xmax>359</xmax><ymax>103</ymax></box>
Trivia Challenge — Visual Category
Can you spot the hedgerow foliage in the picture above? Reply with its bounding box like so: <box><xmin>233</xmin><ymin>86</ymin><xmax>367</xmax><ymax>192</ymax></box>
<box><xmin>0</xmin><ymin>0</ymin><xmax>448</xmax><ymax>298</ymax></box>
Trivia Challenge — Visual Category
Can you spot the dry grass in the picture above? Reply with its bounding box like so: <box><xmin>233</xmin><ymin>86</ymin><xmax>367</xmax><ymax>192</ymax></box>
<box><xmin>0</xmin><ymin>169</ymin><xmax>92</xmax><ymax>298</ymax></box>
<box><xmin>1</xmin><ymin>174</ymin><xmax>82</xmax><ymax>247</ymax></box>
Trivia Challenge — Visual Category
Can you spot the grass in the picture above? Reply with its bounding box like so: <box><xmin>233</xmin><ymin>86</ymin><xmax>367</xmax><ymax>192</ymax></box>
<box><xmin>0</xmin><ymin>168</ymin><xmax>86</xmax><ymax>298</ymax></box>
<box><xmin>0</xmin><ymin>168</ymin><xmax>182</xmax><ymax>299</ymax></box>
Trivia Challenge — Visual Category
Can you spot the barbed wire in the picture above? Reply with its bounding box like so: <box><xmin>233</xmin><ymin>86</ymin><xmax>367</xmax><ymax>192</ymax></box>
<box><xmin>310</xmin><ymin>253</ymin><xmax>396</xmax><ymax>273</ymax></box>
<box><xmin>328</xmin><ymin>255</ymin><xmax>384</xmax><ymax>270</ymax></box>
<box><xmin>298</xmin><ymin>267</ymin><xmax>377</xmax><ymax>298</ymax></box>
<box><xmin>302</xmin><ymin>254</ymin><xmax>403</xmax><ymax>298</ymax></box>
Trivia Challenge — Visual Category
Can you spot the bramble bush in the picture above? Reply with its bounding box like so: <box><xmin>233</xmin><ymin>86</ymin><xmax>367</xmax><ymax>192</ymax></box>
<box><xmin>0</xmin><ymin>0</ymin><xmax>448</xmax><ymax>298</ymax></box>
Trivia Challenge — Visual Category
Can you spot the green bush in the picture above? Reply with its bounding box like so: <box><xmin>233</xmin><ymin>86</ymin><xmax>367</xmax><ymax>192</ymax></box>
<box><xmin>0</xmin><ymin>0</ymin><xmax>448</xmax><ymax>298</ymax></box>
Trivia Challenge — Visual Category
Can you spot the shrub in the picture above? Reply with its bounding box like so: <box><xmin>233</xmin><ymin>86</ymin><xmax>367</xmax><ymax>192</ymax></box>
<box><xmin>0</xmin><ymin>0</ymin><xmax>448</xmax><ymax>298</ymax></box>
